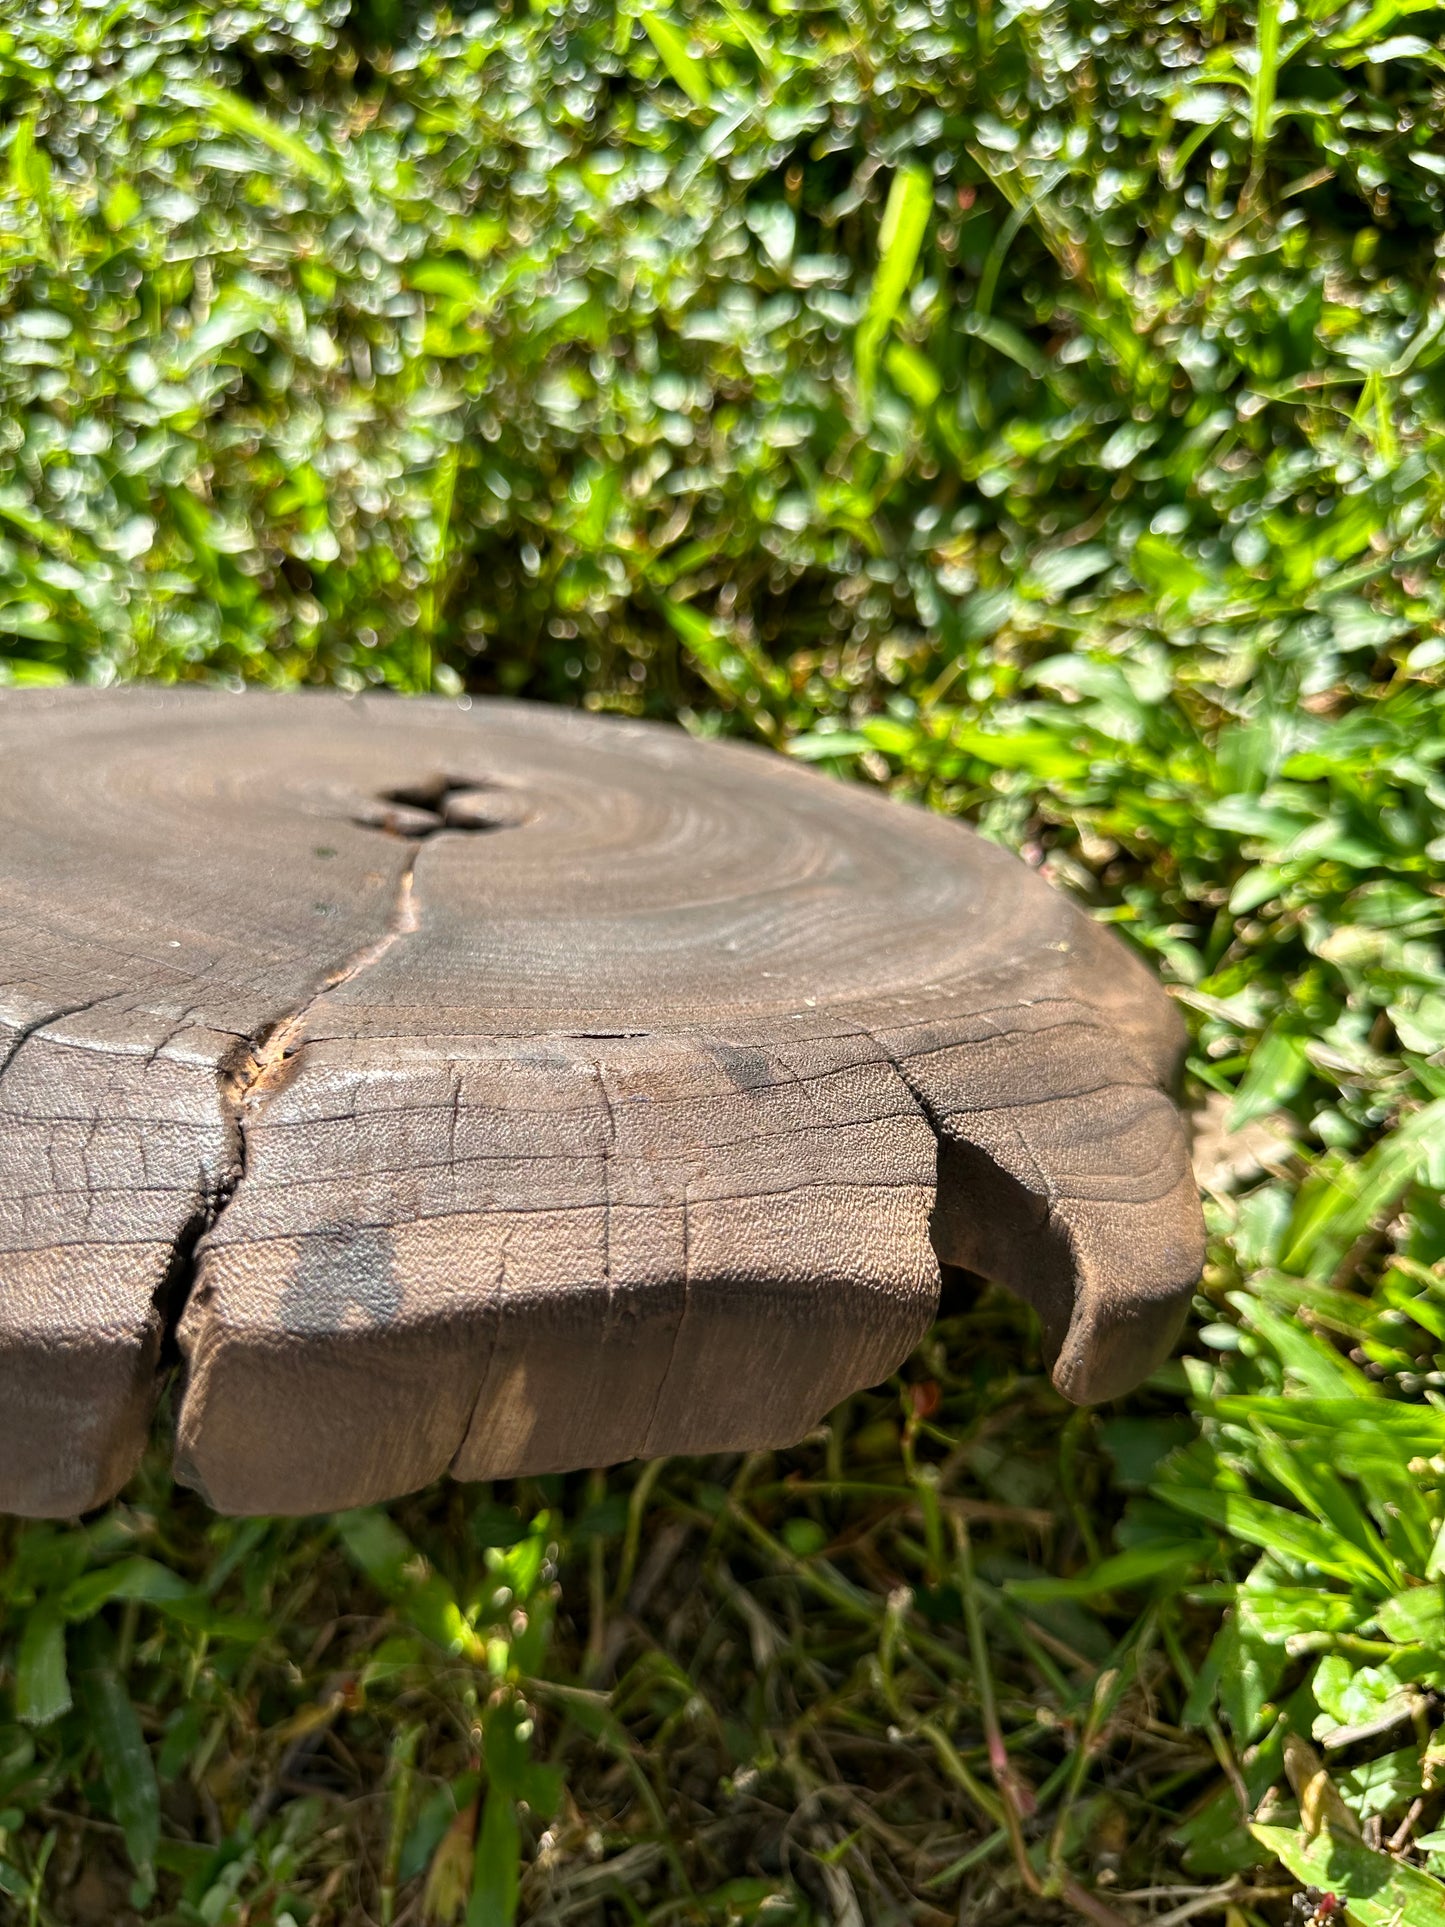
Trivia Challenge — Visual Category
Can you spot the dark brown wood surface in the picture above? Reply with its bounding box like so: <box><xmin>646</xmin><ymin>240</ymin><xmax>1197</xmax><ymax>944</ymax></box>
<box><xmin>0</xmin><ymin>687</ymin><xmax>1204</xmax><ymax>1516</ymax></box>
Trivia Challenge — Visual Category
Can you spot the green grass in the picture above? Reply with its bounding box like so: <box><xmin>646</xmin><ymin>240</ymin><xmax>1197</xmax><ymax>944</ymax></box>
<box><xmin>4</xmin><ymin>0</ymin><xmax>1445</xmax><ymax>1919</ymax></box>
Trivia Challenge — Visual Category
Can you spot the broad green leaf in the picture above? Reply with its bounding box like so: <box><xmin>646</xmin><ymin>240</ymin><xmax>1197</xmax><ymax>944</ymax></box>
<box><xmin>885</xmin><ymin>340</ymin><xmax>941</xmax><ymax>406</ymax></box>
<box><xmin>8</xmin><ymin>116</ymin><xmax>50</xmax><ymax>206</ymax></box>
<box><xmin>1314</xmin><ymin>1653</ymin><xmax>1410</xmax><ymax>1732</ymax></box>
<box><xmin>1214</xmin><ymin>1618</ymin><xmax>1286</xmax><ymax>1742</ymax></box>
<box><xmin>787</xmin><ymin>731</ymin><xmax>870</xmax><ymax>761</ymax></box>
<box><xmin>1231</xmin><ymin>1027</ymin><xmax>1309</xmax><ymax>1127</ymax></box>
<box><xmin>408</xmin><ymin>259</ymin><xmax>492</xmax><ymax>311</ymax></box>
<box><xmin>1252</xmin><ymin>1823</ymin><xmax>1445</xmax><ymax>1924</ymax></box>
<box><xmin>171</xmin><ymin>289</ymin><xmax>281</xmax><ymax>376</ymax></box>
<box><xmin>335</xmin><ymin>1510</ymin><xmax>479</xmax><ymax>1659</ymax></box>
<box><xmin>1379</xmin><ymin>1584</ymin><xmax>1445</xmax><ymax>1647</ymax></box>
<box><xmin>1025</xmin><ymin>547</ymin><xmax>1113</xmax><ymax>599</ymax></box>
<box><xmin>1337</xmin><ymin>1747</ymin><xmax>1423</xmax><ymax>1821</ymax></box>
<box><xmin>335</xmin><ymin>1508</ymin><xmax>428</xmax><ymax>1593</ymax></box>
<box><xmin>60</xmin><ymin>1558</ymin><xmax>192</xmax><ymax>1621</ymax></box>
<box><xmin>1236</xmin><ymin>1586</ymin><xmax>1363</xmax><ymax>1645</ymax></box>
<box><xmin>745</xmin><ymin>202</ymin><xmax>795</xmax><ymax>269</ymax></box>
<box><xmin>102</xmin><ymin>179</ymin><xmax>139</xmax><ymax>230</ymax></box>
<box><xmin>947</xmin><ymin>725</ymin><xmax>1091</xmax><ymax>779</ymax></box>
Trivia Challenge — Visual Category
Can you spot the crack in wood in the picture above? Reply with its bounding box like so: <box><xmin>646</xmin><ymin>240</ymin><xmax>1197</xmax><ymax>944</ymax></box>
<box><xmin>155</xmin><ymin>797</ymin><xmax>517</xmax><ymax>1370</ymax></box>
<box><xmin>0</xmin><ymin>995</ymin><xmax>118</xmax><ymax>1088</ymax></box>
<box><xmin>220</xmin><ymin>861</ymin><xmax>421</xmax><ymax>1164</ymax></box>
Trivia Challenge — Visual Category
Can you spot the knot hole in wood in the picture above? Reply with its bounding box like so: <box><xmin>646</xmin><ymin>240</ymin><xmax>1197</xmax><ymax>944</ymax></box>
<box><xmin>351</xmin><ymin>775</ymin><xmax>535</xmax><ymax>839</ymax></box>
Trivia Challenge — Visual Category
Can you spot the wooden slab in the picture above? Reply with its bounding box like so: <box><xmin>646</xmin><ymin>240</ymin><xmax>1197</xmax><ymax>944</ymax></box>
<box><xmin>0</xmin><ymin>688</ymin><xmax>1204</xmax><ymax>1515</ymax></box>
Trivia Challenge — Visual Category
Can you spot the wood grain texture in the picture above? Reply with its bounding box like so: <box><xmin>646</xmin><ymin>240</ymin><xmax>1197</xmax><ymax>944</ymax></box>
<box><xmin>0</xmin><ymin>687</ymin><xmax>1204</xmax><ymax>1516</ymax></box>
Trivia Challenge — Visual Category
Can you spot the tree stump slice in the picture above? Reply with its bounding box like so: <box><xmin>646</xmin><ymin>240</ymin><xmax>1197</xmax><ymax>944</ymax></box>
<box><xmin>0</xmin><ymin>688</ymin><xmax>1204</xmax><ymax>1516</ymax></box>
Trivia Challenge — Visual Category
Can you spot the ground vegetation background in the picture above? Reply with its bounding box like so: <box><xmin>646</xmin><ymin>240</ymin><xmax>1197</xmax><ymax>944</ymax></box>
<box><xmin>4</xmin><ymin>1</ymin><xmax>1445</xmax><ymax>1921</ymax></box>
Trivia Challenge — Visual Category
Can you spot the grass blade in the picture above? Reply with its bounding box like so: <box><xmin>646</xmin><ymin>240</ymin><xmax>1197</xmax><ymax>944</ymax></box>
<box><xmin>1157</xmin><ymin>1486</ymin><xmax>1391</xmax><ymax>1589</ymax></box>
<box><xmin>641</xmin><ymin>14</ymin><xmax>712</xmax><ymax>106</ymax></box>
<box><xmin>15</xmin><ymin>1611</ymin><xmax>69</xmax><ymax>1727</ymax></box>
<box><xmin>1250</xmin><ymin>0</ymin><xmax>1281</xmax><ymax>170</ymax></box>
<box><xmin>182</xmin><ymin>81</ymin><xmax>338</xmax><ymax>189</ymax></box>
<box><xmin>467</xmin><ymin>1788</ymin><xmax>521</xmax><ymax>1927</ymax></box>
<box><xmin>79</xmin><ymin>1662</ymin><xmax>159</xmax><ymax>1884</ymax></box>
<box><xmin>1281</xmin><ymin>1102</ymin><xmax>1445</xmax><ymax>1279</ymax></box>
<box><xmin>856</xmin><ymin>164</ymin><xmax>932</xmax><ymax>409</ymax></box>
